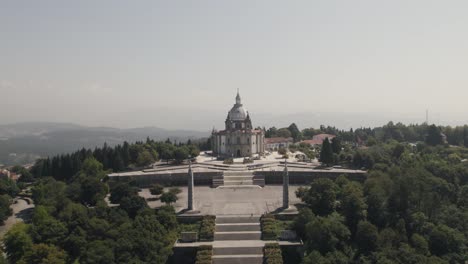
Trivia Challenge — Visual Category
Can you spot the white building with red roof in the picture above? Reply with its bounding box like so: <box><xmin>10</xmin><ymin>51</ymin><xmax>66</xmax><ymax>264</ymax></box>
<box><xmin>300</xmin><ymin>133</ymin><xmax>336</xmax><ymax>146</ymax></box>
<box><xmin>265</xmin><ymin>137</ymin><xmax>294</xmax><ymax>150</ymax></box>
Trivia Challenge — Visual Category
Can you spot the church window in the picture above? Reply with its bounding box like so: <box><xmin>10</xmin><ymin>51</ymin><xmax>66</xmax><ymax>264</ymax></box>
<box><xmin>237</xmin><ymin>137</ymin><xmax>241</xmax><ymax>144</ymax></box>
<box><xmin>247</xmin><ymin>138</ymin><xmax>250</xmax><ymax>143</ymax></box>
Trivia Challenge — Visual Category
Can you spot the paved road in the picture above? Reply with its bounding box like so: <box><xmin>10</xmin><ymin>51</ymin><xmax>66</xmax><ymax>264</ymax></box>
<box><xmin>139</xmin><ymin>185</ymin><xmax>304</xmax><ymax>215</ymax></box>
<box><xmin>0</xmin><ymin>198</ymin><xmax>34</xmax><ymax>237</ymax></box>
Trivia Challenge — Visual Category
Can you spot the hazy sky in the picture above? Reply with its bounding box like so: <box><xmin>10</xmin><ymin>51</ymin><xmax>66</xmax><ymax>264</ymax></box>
<box><xmin>1</xmin><ymin>1</ymin><xmax>467</xmax><ymax>130</ymax></box>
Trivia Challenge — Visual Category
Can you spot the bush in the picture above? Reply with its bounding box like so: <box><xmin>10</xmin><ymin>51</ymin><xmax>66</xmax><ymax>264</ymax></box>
<box><xmin>195</xmin><ymin>245</ymin><xmax>212</xmax><ymax>264</ymax></box>
<box><xmin>168</xmin><ymin>187</ymin><xmax>182</xmax><ymax>195</ymax></box>
<box><xmin>264</xmin><ymin>243</ymin><xmax>283</xmax><ymax>264</ymax></box>
<box><xmin>223</xmin><ymin>158</ymin><xmax>234</xmax><ymax>164</ymax></box>
<box><xmin>261</xmin><ymin>214</ymin><xmax>279</xmax><ymax>241</ymax></box>
<box><xmin>243</xmin><ymin>158</ymin><xmax>254</xmax><ymax>164</ymax></box>
<box><xmin>149</xmin><ymin>184</ymin><xmax>164</xmax><ymax>196</ymax></box>
<box><xmin>0</xmin><ymin>194</ymin><xmax>12</xmax><ymax>225</ymax></box>
<box><xmin>198</xmin><ymin>245</ymin><xmax>213</xmax><ymax>251</ymax></box>
<box><xmin>278</xmin><ymin>148</ymin><xmax>287</xmax><ymax>155</ymax></box>
<box><xmin>199</xmin><ymin>216</ymin><xmax>216</xmax><ymax>241</ymax></box>
<box><xmin>160</xmin><ymin>191</ymin><xmax>178</xmax><ymax>205</ymax></box>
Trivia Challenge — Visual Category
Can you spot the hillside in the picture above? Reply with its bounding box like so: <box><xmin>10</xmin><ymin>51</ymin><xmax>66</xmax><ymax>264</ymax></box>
<box><xmin>0</xmin><ymin>122</ymin><xmax>208</xmax><ymax>165</ymax></box>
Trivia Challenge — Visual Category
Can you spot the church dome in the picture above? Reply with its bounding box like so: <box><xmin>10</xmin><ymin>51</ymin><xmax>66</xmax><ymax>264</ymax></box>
<box><xmin>228</xmin><ymin>105</ymin><xmax>248</xmax><ymax>121</ymax></box>
<box><xmin>227</xmin><ymin>90</ymin><xmax>248</xmax><ymax>121</ymax></box>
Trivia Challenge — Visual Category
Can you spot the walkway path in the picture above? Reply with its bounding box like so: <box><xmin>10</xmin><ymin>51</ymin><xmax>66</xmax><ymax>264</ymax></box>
<box><xmin>0</xmin><ymin>198</ymin><xmax>34</xmax><ymax>237</ymax></box>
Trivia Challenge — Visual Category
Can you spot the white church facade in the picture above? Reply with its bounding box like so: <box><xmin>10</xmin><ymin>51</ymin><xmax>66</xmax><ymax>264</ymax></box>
<box><xmin>211</xmin><ymin>92</ymin><xmax>265</xmax><ymax>158</ymax></box>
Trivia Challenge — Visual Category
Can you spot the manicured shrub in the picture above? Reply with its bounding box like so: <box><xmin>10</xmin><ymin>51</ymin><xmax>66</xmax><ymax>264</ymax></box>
<box><xmin>223</xmin><ymin>158</ymin><xmax>234</xmax><ymax>164</ymax></box>
<box><xmin>264</xmin><ymin>243</ymin><xmax>283</xmax><ymax>264</ymax></box>
<box><xmin>243</xmin><ymin>158</ymin><xmax>254</xmax><ymax>164</ymax></box>
<box><xmin>261</xmin><ymin>214</ymin><xmax>279</xmax><ymax>240</ymax></box>
<box><xmin>198</xmin><ymin>245</ymin><xmax>213</xmax><ymax>251</ymax></box>
<box><xmin>199</xmin><ymin>215</ymin><xmax>216</xmax><ymax>241</ymax></box>
<box><xmin>195</xmin><ymin>245</ymin><xmax>213</xmax><ymax>264</ymax></box>
<box><xmin>149</xmin><ymin>184</ymin><xmax>164</xmax><ymax>195</ymax></box>
<box><xmin>169</xmin><ymin>187</ymin><xmax>182</xmax><ymax>195</ymax></box>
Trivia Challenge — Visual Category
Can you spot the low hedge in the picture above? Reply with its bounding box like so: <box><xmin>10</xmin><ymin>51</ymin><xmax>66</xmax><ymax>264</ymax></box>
<box><xmin>243</xmin><ymin>158</ymin><xmax>254</xmax><ymax>164</ymax></box>
<box><xmin>264</xmin><ymin>243</ymin><xmax>283</xmax><ymax>264</ymax></box>
<box><xmin>261</xmin><ymin>214</ymin><xmax>278</xmax><ymax>240</ymax></box>
<box><xmin>223</xmin><ymin>158</ymin><xmax>234</xmax><ymax>164</ymax></box>
<box><xmin>199</xmin><ymin>215</ymin><xmax>216</xmax><ymax>241</ymax></box>
<box><xmin>195</xmin><ymin>245</ymin><xmax>213</xmax><ymax>264</ymax></box>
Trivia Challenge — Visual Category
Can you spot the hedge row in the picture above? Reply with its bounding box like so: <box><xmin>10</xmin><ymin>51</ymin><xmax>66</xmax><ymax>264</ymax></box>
<box><xmin>261</xmin><ymin>214</ymin><xmax>278</xmax><ymax>240</ymax></box>
<box><xmin>264</xmin><ymin>243</ymin><xmax>283</xmax><ymax>264</ymax></box>
<box><xmin>195</xmin><ymin>245</ymin><xmax>213</xmax><ymax>264</ymax></box>
<box><xmin>199</xmin><ymin>215</ymin><xmax>216</xmax><ymax>241</ymax></box>
<box><xmin>223</xmin><ymin>158</ymin><xmax>234</xmax><ymax>164</ymax></box>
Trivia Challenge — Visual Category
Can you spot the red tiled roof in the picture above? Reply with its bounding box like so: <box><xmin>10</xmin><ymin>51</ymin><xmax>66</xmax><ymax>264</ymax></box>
<box><xmin>313</xmin><ymin>134</ymin><xmax>336</xmax><ymax>141</ymax></box>
<box><xmin>300</xmin><ymin>139</ymin><xmax>322</xmax><ymax>145</ymax></box>
<box><xmin>300</xmin><ymin>134</ymin><xmax>336</xmax><ymax>145</ymax></box>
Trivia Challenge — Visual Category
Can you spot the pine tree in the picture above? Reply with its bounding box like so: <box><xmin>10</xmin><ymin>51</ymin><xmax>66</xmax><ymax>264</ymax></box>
<box><xmin>320</xmin><ymin>138</ymin><xmax>334</xmax><ymax>166</ymax></box>
<box><xmin>426</xmin><ymin>125</ymin><xmax>443</xmax><ymax>146</ymax></box>
<box><xmin>122</xmin><ymin>142</ymin><xmax>130</xmax><ymax>166</ymax></box>
<box><xmin>331</xmin><ymin>137</ymin><xmax>342</xmax><ymax>154</ymax></box>
<box><xmin>464</xmin><ymin>126</ymin><xmax>468</xmax><ymax>147</ymax></box>
<box><xmin>288</xmin><ymin>123</ymin><xmax>302</xmax><ymax>142</ymax></box>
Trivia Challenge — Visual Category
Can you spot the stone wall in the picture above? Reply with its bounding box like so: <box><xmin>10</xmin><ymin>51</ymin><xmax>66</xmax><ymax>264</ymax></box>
<box><xmin>109</xmin><ymin>170</ymin><xmax>366</xmax><ymax>188</ymax></box>
<box><xmin>109</xmin><ymin>172</ymin><xmax>223</xmax><ymax>188</ymax></box>
<box><xmin>256</xmin><ymin>171</ymin><xmax>367</xmax><ymax>185</ymax></box>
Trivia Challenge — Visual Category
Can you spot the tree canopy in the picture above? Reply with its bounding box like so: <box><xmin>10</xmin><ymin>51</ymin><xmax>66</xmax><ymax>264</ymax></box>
<box><xmin>294</xmin><ymin>140</ymin><xmax>468</xmax><ymax>263</ymax></box>
<box><xmin>4</xmin><ymin>157</ymin><xmax>179</xmax><ymax>264</ymax></box>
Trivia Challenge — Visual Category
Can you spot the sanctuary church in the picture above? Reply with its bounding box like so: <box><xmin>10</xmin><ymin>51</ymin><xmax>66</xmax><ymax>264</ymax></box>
<box><xmin>211</xmin><ymin>91</ymin><xmax>265</xmax><ymax>158</ymax></box>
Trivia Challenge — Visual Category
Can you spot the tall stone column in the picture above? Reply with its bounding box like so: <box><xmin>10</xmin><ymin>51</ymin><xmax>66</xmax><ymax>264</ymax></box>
<box><xmin>283</xmin><ymin>159</ymin><xmax>289</xmax><ymax>209</ymax></box>
<box><xmin>188</xmin><ymin>160</ymin><xmax>194</xmax><ymax>211</ymax></box>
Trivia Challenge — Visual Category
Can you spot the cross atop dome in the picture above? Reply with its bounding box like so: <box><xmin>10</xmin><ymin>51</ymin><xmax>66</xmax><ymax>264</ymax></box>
<box><xmin>235</xmin><ymin>88</ymin><xmax>241</xmax><ymax>105</ymax></box>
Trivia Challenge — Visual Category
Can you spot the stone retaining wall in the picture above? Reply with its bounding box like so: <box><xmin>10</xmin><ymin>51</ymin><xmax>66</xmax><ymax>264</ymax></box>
<box><xmin>109</xmin><ymin>170</ymin><xmax>366</xmax><ymax>187</ymax></box>
<box><xmin>256</xmin><ymin>171</ymin><xmax>367</xmax><ymax>185</ymax></box>
<box><xmin>109</xmin><ymin>172</ymin><xmax>223</xmax><ymax>187</ymax></box>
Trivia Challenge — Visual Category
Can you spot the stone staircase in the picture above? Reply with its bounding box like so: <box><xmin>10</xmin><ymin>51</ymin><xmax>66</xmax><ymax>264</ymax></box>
<box><xmin>212</xmin><ymin>173</ymin><xmax>224</xmax><ymax>188</ymax></box>
<box><xmin>216</xmin><ymin>171</ymin><xmax>265</xmax><ymax>188</ymax></box>
<box><xmin>212</xmin><ymin>216</ymin><xmax>263</xmax><ymax>264</ymax></box>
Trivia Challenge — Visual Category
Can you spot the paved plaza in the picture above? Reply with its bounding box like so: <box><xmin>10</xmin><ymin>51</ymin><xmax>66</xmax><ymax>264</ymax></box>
<box><xmin>139</xmin><ymin>185</ymin><xmax>304</xmax><ymax>215</ymax></box>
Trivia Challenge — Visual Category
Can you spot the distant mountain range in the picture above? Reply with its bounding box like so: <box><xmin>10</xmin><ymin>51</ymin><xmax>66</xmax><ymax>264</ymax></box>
<box><xmin>0</xmin><ymin>122</ymin><xmax>208</xmax><ymax>166</ymax></box>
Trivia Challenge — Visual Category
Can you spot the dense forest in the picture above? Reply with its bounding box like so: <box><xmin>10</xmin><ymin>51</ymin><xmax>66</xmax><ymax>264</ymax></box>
<box><xmin>3</xmin><ymin>158</ymin><xmax>179</xmax><ymax>263</ymax></box>
<box><xmin>294</xmin><ymin>141</ymin><xmax>468</xmax><ymax>263</ymax></box>
<box><xmin>0</xmin><ymin>139</ymin><xmax>204</xmax><ymax>263</ymax></box>
<box><xmin>264</xmin><ymin>122</ymin><xmax>468</xmax><ymax>147</ymax></box>
<box><xmin>30</xmin><ymin>138</ymin><xmax>203</xmax><ymax>181</ymax></box>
